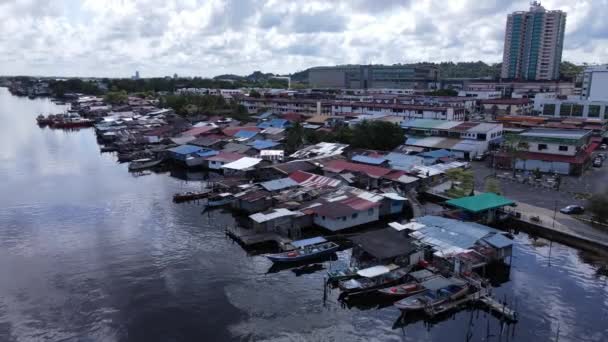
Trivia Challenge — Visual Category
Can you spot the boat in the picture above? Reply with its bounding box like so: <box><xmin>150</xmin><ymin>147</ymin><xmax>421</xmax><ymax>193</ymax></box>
<box><xmin>36</xmin><ymin>114</ymin><xmax>54</xmax><ymax>126</ymax></box>
<box><xmin>338</xmin><ymin>265</ymin><xmax>411</xmax><ymax>297</ymax></box>
<box><xmin>173</xmin><ymin>190</ymin><xmax>212</xmax><ymax>203</ymax></box>
<box><xmin>205</xmin><ymin>193</ymin><xmax>235</xmax><ymax>207</ymax></box>
<box><xmin>377</xmin><ymin>269</ymin><xmax>439</xmax><ymax>297</ymax></box>
<box><xmin>377</xmin><ymin>282</ymin><xmax>427</xmax><ymax>298</ymax></box>
<box><xmin>394</xmin><ymin>276</ymin><xmax>469</xmax><ymax>311</ymax></box>
<box><xmin>128</xmin><ymin>158</ymin><xmax>163</xmax><ymax>172</ymax></box>
<box><xmin>265</xmin><ymin>237</ymin><xmax>340</xmax><ymax>263</ymax></box>
<box><xmin>50</xmin><ymin>117</ymin><xmax>94</xmax><ymax>129</ymax></box>
<box><xmin>327</xmin><ymin>266</ymin><xmax>360</xmax><ymax>283</ymax></box>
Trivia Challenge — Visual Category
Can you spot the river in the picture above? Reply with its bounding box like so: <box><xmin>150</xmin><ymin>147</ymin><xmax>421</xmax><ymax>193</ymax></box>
<box><xmin>0</xmin><ymin>88</ymin><xmax>606</xmax><ymax>342</ymax></box>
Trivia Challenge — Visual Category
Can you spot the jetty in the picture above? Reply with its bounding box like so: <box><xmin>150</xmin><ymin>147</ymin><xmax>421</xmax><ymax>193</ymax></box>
<box><xmin>424</xmin><ymin>287</ymin><xmax>518</xmax><ymax>322</ymax></box>
<box><xmin>225</xmin><ymin>226</ymin><xmax>292</xmax><ymax>249</ymax></box>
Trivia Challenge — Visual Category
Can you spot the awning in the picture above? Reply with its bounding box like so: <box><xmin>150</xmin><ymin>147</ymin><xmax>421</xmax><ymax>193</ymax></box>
<box><xmin>356</xmin><ymin>264</ymin><xmax>398</xmax><ymax>278</ymax></box>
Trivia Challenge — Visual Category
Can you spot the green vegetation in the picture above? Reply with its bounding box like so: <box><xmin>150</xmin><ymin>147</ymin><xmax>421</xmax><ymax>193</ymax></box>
<box><xmin>104</xmin><ymin>90</ymin><xmax>128</xmax><ymax>105</ymax></box>
<box><xmin>484</xmin><ymin>177</ymin><xmax>502</xmax><ymax>195</ymax></box>
<box><xmin>159</xmin><ymin>94</ymin><xmax>249</xmax><ymax>121</ymax></box>
<box><xmin>48</xmin><ymin>79</ymin><xmax>103</xmax><ymax>97</ymax></box>
<box><xmin>284</xmin><ymin>121</ymin><xmax>405</xmax><ymax>153</ymax></box>
<box><xmin>560</xmin><ymin>61</ymin><xmax>585</xmax><ymax>82</ymax></box>
<box><xmin>587</xmin><ymin>192</ymin><xmax>608</xmax><ymax>222</ymax></box>
<box><xmin>445</xmin><ymin>168</ymin><xmax>475</xmax><ymax>198</ymax></box>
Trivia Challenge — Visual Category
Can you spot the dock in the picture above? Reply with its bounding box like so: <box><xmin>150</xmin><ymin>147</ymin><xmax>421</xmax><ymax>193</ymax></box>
<box><xmin>225</xmin><ymin>226</ymin><xmax>292</xmax><ymax>249</ymax></box>
<box><xmin>423</xmin><ymin>288</ymin><xmax>518</xmax><ymax>322</ymax></box>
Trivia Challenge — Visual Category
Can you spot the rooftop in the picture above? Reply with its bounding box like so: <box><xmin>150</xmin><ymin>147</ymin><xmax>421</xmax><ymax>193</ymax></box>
<box><xmin>520</xmin><ymin>128</ymin><xmax>591</xmax><ymax>140</ymax></box>
<box><xmin>350</xmin><ymin>229</ymin><xmax>417</xmax><ymax>260</ymax></box>
<box><xmin>446</xmin><ymin>193</ymin><xmax>515</xmax><ymax>213</ymax></box>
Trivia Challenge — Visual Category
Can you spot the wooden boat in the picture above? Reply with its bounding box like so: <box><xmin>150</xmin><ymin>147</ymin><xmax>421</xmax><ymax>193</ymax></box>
<box><xmin>128</xmin><ymin>158</ymin><xmax>163</xmax><ymax>172</ymax></box>
<box><xmin>36</xmin><ymin>114</ymin><xmax>53</xmax><ymax>126</ymax></box>
<box><xmin>377</xmin><ymin>282</ymin><xmax>427</xmax><ymax>298</ymax></box>
<box><xmin>327</xmin><ymin>266</ymin><xmax>360</xmax><ymax>283</ymax></box>
<box><xmin>338</xmin><ymin>265</ymin><xmax>411</xmax><ymax>297</ymax></box>
<box><xmin>266</xmin><ymin>237</ymin><xmax>340</xmax><ymax>263</ymax></box>
<box><xmin>173</xmin><ymin>190</ymin><xmax>211</xmax><ymax>203</ymax></box>
<box><xmin>50</xmin><ymin>117</ymin><xmax>94</xmax><ymax>129</ymax></box>
<box><xmin>394</xmin><ymin>276</ymin><xmax>469</xmax><ymax>311</ymax></box>
<box><xmin>205</xmin><ymin>193</ymin><xmax>235</xmax><ymax>207</ymax></box>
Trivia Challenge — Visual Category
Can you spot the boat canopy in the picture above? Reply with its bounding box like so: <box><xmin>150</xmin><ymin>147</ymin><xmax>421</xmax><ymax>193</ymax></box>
<box><xmin>409</xmin><ymin>269</ymin><xmax>436</xmax><ymax>281</ymax></box>
<box><xmin>291</xmin><ymin>236</ymin><xmax>327</xmax><ymax>248</ymax></box>
<box><xmin>420</xmin><ymin>275</ymin><xmax>461</xmax><ymax>291</ymax></box>
<box><xmin>356</xmin><ymin>264</ymin><xmax>398</xmax><ymax>278</ymax></box>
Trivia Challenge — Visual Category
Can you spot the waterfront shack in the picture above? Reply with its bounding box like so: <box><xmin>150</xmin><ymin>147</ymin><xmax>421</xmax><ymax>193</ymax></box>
<box><xmin>221</xmin><ymin>157</ymin><xmax>264</xmax><ymax>176</ymax></box>
<box><xmin>349</xmin><ymin>228</ymin><xmax>423</xmax><ymax>268</ymax></box>
<box><xmin>248</xmin><ymin>208</ymin><xmax>311</xmax><ymax>240</ymax></box>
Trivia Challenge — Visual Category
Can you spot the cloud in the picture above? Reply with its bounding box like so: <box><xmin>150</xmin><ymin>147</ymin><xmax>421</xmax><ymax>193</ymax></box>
<box><xmin>0</xmin><ymin>0</ymin><xmax>606</xmax><ymax>77</ymax></box>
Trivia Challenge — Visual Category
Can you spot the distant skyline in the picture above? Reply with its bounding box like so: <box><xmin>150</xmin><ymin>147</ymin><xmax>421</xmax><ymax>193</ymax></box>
<box><xmin>1</xmin><ymin>0</ymin><xmax>606</xmax><ymax>78</ymax></box>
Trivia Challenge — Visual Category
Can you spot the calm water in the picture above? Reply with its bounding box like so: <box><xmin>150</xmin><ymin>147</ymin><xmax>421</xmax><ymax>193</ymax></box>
<box><xmin>0</xmin><ymin>88</ymin><xmax>607</xmax><ymax>342</ymax></box>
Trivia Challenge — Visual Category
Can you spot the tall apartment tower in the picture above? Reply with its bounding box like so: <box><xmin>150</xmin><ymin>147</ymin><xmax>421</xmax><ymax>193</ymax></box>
<box><xmin>501</xmin><ymin>2</ymin><xmax>566</xmax><ymax>80</ymax></box>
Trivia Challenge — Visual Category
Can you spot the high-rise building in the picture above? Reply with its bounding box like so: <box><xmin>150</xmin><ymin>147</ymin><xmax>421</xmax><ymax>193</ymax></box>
<box><xmin>501</xmin><ymin>2</ymin><xmax>566</xmax><ymax>81</ymax></box>
<box><xmin>582</xmin><ymin>65</ymin><xmax>608</xmax><ymax>101</ymax></box>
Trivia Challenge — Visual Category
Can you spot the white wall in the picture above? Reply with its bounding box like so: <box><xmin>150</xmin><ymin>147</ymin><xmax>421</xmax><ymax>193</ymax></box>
<box><xmin>524</xmin><ymin>141</ymin><xmax>577</xmax><ymax>156</ymax></box>
<box><xmin>588</xmin><ymin>71</ymin><xmax>608</xmax><ymax>101</ymax></box>
<box><xmin>313</xmin><ymin>207</ymin><xmax>379</xmax><ymax>231</ymax></box>
<box><xmin>208</xmin><ymin>160</ymin><xmax>225</xmax><ymax>170</ymax></box>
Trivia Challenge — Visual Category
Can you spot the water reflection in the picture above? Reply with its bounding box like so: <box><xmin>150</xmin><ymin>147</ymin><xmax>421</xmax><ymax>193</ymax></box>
<box><xmin>0</xmin><ymin>88</ymin><xmax>607</xmax><ymax>342</ymax></box>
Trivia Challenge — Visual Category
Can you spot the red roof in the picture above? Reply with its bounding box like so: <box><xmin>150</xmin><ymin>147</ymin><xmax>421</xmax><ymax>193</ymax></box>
<box><xmin>281</xmin><ymin>112</ymin><xmax>305</xmax><ymax>122</ymax></box>
<box><xmin>383</xmin><ymin>170</ymin><xmax>407</xmax><ymax>181</ymax></box>
<box><xmin>222</xmin><ymin>126</ymin><xmax>261</xmax><ymax>137</ymax></box>
<box><xmin>181</xmin><ymin>126</ymin><xmax>218</xmax><ymax>137</ymax></box>
<box><xmin>323</xmin><ymin>160</ymin><xmax>391</xmax><ymax>178</ymax></box>
<box><xmin>310</xmin><ymin>196</ymin><xmax>380</xmax><ymax>219</ymax></box>
<box><xmin>288</xmin><ymin>170</ymin><xmax>342</xmax><ymax>187</ymax></box>
<box><xmin>205</xmin><ymin>151</ymin><xmax>244</xmax><ymax>163</ymax></box>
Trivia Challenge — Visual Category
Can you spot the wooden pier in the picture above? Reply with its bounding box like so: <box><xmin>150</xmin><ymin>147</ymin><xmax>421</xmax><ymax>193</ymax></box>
<box><xmin>424</xmin><ymin>288</ymin><xmax>517</xmax><ymax>322</ymax></box>
<box><xmin>225</xmin><ymin>226</ymin><xmax>292</xmax><ymax>249</ymax></box>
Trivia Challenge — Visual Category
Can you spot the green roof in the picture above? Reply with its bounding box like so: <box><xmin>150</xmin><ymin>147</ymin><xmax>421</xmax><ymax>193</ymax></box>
<box><xmin>445</xmin><ymin>193</ymin><xmax>514</xmax><ymax>213</ymax></box>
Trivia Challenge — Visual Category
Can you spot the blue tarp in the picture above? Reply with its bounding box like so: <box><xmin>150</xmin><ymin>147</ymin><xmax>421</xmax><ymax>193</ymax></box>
<box><xmin>257</xmin><ymin>111</ymin><xmax>273</xmax><ymax>119</ymax></box>
<box><xmin>168</xmin><ymin>144</ymin><xmax>203</xmax><ymax>155</ymax></box>
<box><xmin>291</xmin><ymin>236</ymin><xmax>327</xmax><ymax>248</ymax></box>
<box><xmin>234</xmin><ymin>130</ymin><xmax>258</xmax><ymax>139</ymax></box>
<box><xmin>352</xmin><ymin>155</ymin><xmax>386</xmax><ymax>165</ymax></box>
<box><xmin>247</xmin><ymin>139</ymin><xmax>280</xmax><ymax>150</ymax></box>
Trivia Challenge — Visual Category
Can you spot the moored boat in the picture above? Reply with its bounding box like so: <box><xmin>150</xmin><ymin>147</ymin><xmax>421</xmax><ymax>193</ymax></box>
<box><xmin>377</xmin><ymin>282</ymin><xmax>427</xmax><ymax>298</ymax></box>
<box><xmin>128</xmin><ymin>158</ymin><xmax>163</xmax><ymax>172</ymax></box>
<box><xmin>327</xmin><ymin>265</ymin><xmax>360</xmax><ymax>283</ymax></box>
<box><xmin>394</xmin><ymin>276</ymin><xmax>469</xmax><ymax>311</ymax></box>
<box><xmin>172</xmin><ymin>190</ymin><xmax>212</xmax><ymax>203</ymax></box>
<box><xmin>205</xmin><ymin>193</ymin><xmax>235</xmax><ymax>207</ymax></box>
<box><xmin>266</xmin><ymin>237</ymin><xmax>340</xmax><ymax>263</ymax></box>
<box><xmin>338</xmin><ymin>265</ymin><xmax>411</xmax><ymax>297</ymax></box>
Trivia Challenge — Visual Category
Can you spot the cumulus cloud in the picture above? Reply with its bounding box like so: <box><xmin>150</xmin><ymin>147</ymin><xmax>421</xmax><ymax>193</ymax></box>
<box><xmin>0</xmin><ymin>0</ymin><xmax>606</xmax><ymax>77</ymax></box>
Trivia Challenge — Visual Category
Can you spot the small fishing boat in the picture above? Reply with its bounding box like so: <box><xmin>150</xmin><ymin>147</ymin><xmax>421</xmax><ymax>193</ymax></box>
<box><xmin>377</xmin><ymin>282</ymin><xmax>426</xmax><ymax>298</ymax></box>
<box><xmin>339</xmin><ymin>265</ymin><xmax>411</xmax><ymax>297</ymax></box>
<box><xmin>394</xmin><ymin>276</ymin><xmax>469</xmax><ymax>311</ymax></box>
<box><xmin>128</xmin><ymin>158</ymin><xmax>163</xmax><ymax>172</ymax></box>
<box><xmin>36</xmin><ymin>114</ymin><xmax>55</xmax><ymax>126</ymax></box>
<box><xmin>205</xmin><ymin>193</ymin><xmax>235</xmax><ymax>207</ymax></box>
<box><xmin>327</xmin><ymin>266</ymin><xmax>360</xmax><ymax>283</ymax></box>
<box><xmin>266</xmin><ymin>237</ymin><xmax>340</xmax><ymax>263</ymax></box>
<box><xmin>172</xmin><ymin>190</ymin><xmax>212</xmax><ymax>203</ymax></box>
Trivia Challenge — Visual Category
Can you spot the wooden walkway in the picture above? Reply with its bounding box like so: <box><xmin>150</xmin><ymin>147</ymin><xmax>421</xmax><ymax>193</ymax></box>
<box><xmin>226</xmin><ymin>226</ymin><xmax>292</xmax><ymax>249</ymax></box>
<box><xmin>423</xmin><ymin>288</ymin><xmax>518</xmax><ymax>322</ymax></box>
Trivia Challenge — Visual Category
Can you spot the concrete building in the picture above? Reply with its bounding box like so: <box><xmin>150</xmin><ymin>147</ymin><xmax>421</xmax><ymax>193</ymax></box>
<box><xmin>534</xmin><ymin>93</ymin><xmax>608</xmax><ymax>119</ymax></box>
<box><xmin>582</xmin><ymin>65</ymin><xmax>608</xmax><ymax>101</ymax></box>
<box><xmin>308</xmin><ymin>64</ymin><xmax>439</xmax><ymax>89</ymax></box>
<box><xmin>465</xmin><ymin>80</ymin><xmax>575</xmax><ymax>98</ymax></box>
<box><xmin>501</xmin><ymin>2</ymin><xmax>566</xmax><ymax>80</ymax></box>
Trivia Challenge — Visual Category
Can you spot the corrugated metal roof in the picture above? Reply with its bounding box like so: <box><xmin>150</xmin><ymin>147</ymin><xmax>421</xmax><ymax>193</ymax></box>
<box><xmin>234</xmin><ymin>130</ymin><xmax>258</xmax><ymax>139</ymax></box>
<box><xmin>222</xmin><ymin>157</ymin><xmax>262</xmax><ymax>170</ymax></box>
<box><xmin>419</xmin><ymin>149</ymin><xmax>453</xmax><ymax>159</ymax></box>
<box><xmin>168</xmin><ymin>144</ymin><xmax>203</xmax><ymax>155</ymax></box>
<box><xmin>352</xmin><ymin>155</ymin><xmax>387</xmax><ymax>165</ymax></box>
<box><xmin>446</xmin><ymin>193</ymin><xmax>515</xmax><ymax>213</ymax></box>
<box><xmin>260</xmin><ymin>177</ymin><xmax>299</xmax><ymax>191</ymax></box>
<box><xmin>247</xmin><ymin>139</ymin><xmax>280</xmax><ymax>150</ymax></box>
<box><xmin>323</xmin><ymin>160</ymin><xmax>391</xmax><ymax>178</ymax></box>
<box><xmin>483</xmin><ymin>233</ymin><xmax>513</xmax><ymax>249</ymax></box>
<box><xmin>520</xmin><ymin>129</ymin><xmax>590</xmax><ymax>140</ymax></box>
<box><xmin>250</xmin><ymin>208</ymin><xmax>299</xmax><ymax>223</ymax></box>
<box><xmin>413</xmin><ymin>216</ymin><xmax>499</xmax><ymax>255</ymax></box>
<box><xmin>288</xmin><ymin>170</ymin><xmax>343</xmax><ymax>188</ymax></box>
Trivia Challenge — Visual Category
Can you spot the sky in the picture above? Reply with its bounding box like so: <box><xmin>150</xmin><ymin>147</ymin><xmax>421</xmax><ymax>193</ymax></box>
<box><xmin>0</xmin><ymin>0</ymin><xmax>607</xmax><ymax>78</ymax></box>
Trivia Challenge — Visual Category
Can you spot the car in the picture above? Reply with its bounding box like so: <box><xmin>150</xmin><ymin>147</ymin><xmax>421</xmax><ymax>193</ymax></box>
<box><xmin>560</xmin><ymin>205</ymin><xmax>585</xmax><ymax>215</ymax></box>
<box><xmin>473</xmin><ymin>153</ymin><xmax>487</xmax><ymax>161</ymax></box>
<box><xmin>593</xmin><ymin>158</ymin><xmax>603</xmax><ymax>167</ymax></box>
<box><xmin>597</xmin><ymin>153</ymin><xmax>607</xmax><ymax>161</ymax></box>
<box><xmin>601</xmin><ymin>144</ymin><xmax>607</xmax><ymax>150</ymax></box>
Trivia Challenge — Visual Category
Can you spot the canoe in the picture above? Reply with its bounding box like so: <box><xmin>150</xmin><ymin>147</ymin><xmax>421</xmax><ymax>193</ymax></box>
<box><xmin>266</xmin><ymin>237</ymin><xmax>339</xmax><ymax>263</ymax></box>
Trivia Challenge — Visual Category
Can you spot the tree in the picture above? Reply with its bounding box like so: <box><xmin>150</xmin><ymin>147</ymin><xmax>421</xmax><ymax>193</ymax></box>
<box><xmin>587</xmin><ymin>192</ymin><xmax>608</xmax><ymax>222</ymax></box>
<box><xmin>285</xmin><ymin>122</ymin><xmax>305</xmax><ymax>153</ymax></box>
<box><xmin>349</xmin><ymin>121</ymin><xmax>404</xmax><ymax>150</ymax></box>
<box><xmin>445</xmin><ymin>168</ymin><xmax>475</xmax><ymax>198</ymax></box>
<box><xmin>484</xmin><ymin>177</ymin><xmax>502</xmax><ymax>194</ymax></box>
<box><xmin>426</xmin><ymin>89</ymin><xmax>458</xmax><ymax>97</ymax></box>
<box><xmin>104</xmin><ymin>90</ymin><xmax>128</xmax><ymax>105</ymax></box>
<box><xmin>249</xmin><ymin>89</ymin><xmax>261</xmax><ymax>98</ymax></box>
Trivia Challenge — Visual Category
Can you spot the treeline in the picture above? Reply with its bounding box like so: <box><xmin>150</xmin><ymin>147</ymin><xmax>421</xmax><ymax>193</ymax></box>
<box><xmin>159</xmin><ymin>94</ymin><xmax>249</xmax><ymax>120</ymax></box>
<box><xmin>286</xmin><ymin>121</ymin><xmax>404</xmax><ymax>153</ymax></box>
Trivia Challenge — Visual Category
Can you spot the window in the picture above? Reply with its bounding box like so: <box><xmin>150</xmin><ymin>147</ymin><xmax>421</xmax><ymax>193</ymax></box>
<box><xmin>538</xmin><ymin>144</ymin><xmax>548</xmax><ymax>151</ymax></box>
<box><xmin>352</xmin><ymin>213</ymin><xmax>358</xmax><ymax>219</ymax></box>
<box><xmin>559</xmin><ymin>146</ymin><xmax>568</xmax><ymax>151</ymax></box>
<box><xmin>560</xmin><ymin>104</ymin><xmax>572</xmax><ymax>116</ymax></box>
<box><xmin>368</xmin><ymin>208</ymin><xmax>374</xmax><ymax>216</ymax></box>
<box><xmin>322</xmin><ymin>216</ymin><xmax>326</xmax><ymax>220</ymax></box>
<box><xmin>572</xmin><ymin>104</ymin><xmax>584</xmax><ymax>117</ymax></box>
<box><xmin>543</xmin><ymin>104</ymin><xmax>555</xmax><ymax>116</ymax></box>
<box><xmin>342</xmin><ymin>216</ymin><xmax>347</xmax><ymax>221</ymax></box>
<box><xmin>588</xmin><ymin>105</ymin><xmax>601</xmax><ymax>118</ymax></box>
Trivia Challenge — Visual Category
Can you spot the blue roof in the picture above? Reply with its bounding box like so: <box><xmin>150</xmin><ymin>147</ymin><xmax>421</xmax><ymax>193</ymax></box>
<box><xmin>415</xmin><ymin>216</ymin><xmax>499</xmax><ymax>250</ymax></box>
<box><xmin>384</xmin><ymin>152</ymin><xmax>424</xmax><ymax>170</ymax></box>
<box><xmin>483</xmin><ymin>233</ymin><xmax>513</xmax><ymax>249</ymax></box>
<box><xmin>352</xmin><ymin>155</ymin><xmax>386</xmax><ymax>165</ymax></box>
<box><xmin>247</xmin><ymin>139</ymin><xmax>280</xmax><ymax>150</ymax></box>
<box><xmin>258</xmin><ymin>118</ymin><xmax>290</xmax><ymax>129</ymax></box>
<box><xmin>260</xmin><ymin>177</ymin><xmax>298</xmax><ymax>191</ymax></box>
<box><xmin>234</xmin><ymin>130</ymin><xmax>258</xmax><ymax>139</ymax></box>
<box><xmin>168</xmin><ymin>144</ymin><xmax>203</xmax><ymax>155</ymax></box>
<box><xmin>195</xmin><ymin>149</ymin><xmax>219</xmax><ymax>158</ymax></box>
<box><xmin>419</xmin><ymin>149</ymin><xmax>453</xmax><ymax>159</ymax></box>
<box><xmin>257</xmin><ymin>111</ymin><xmax>273</xmax><ymax>119</ymax></box>
<box><xmin>291</xmin><ymin>236</ymin><xmax>327</xmax><ymax>248</ymax></box>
